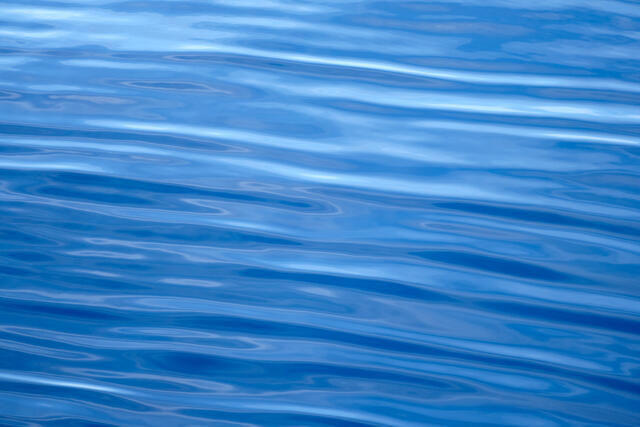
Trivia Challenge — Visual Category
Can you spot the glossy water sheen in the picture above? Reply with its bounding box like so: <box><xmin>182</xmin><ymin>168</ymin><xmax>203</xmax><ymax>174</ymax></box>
<box><xmin>1</xmin><ymin>1</ymin><xmax>639</xmax><ymax>426</ymax></box>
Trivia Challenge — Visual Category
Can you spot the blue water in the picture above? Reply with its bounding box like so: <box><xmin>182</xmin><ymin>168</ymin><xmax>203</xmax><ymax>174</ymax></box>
<box><xmin>1</xmin><ymin>1</ymin><xmax>639</xmax><ymax>425</ymax></box>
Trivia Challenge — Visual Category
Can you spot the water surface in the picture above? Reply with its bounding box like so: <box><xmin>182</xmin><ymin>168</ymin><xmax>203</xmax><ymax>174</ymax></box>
<box><xmin>0</xmin><ymin>1</ymin><xmax>639</xmax><ymax>425</ymax></box>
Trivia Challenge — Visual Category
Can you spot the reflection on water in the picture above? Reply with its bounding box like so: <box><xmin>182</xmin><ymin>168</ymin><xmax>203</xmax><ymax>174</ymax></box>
<box><xmin>0</xmin><ymin>1</ymin><xmax>639</xmax><ymax>425</ymax></box>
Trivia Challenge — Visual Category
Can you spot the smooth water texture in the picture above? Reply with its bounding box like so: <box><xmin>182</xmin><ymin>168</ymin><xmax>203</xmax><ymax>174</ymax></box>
<box><xmin>1</xmin><ymin>1</ymin><xmax>639</xmax><ymax>426</ymax></box>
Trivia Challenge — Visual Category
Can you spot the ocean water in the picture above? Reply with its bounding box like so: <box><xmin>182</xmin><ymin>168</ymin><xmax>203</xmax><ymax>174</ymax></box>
<box><xmin>1</xmin><ymin>1</ymin><xmax>639</xmax><ymax>425</ymax></box>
